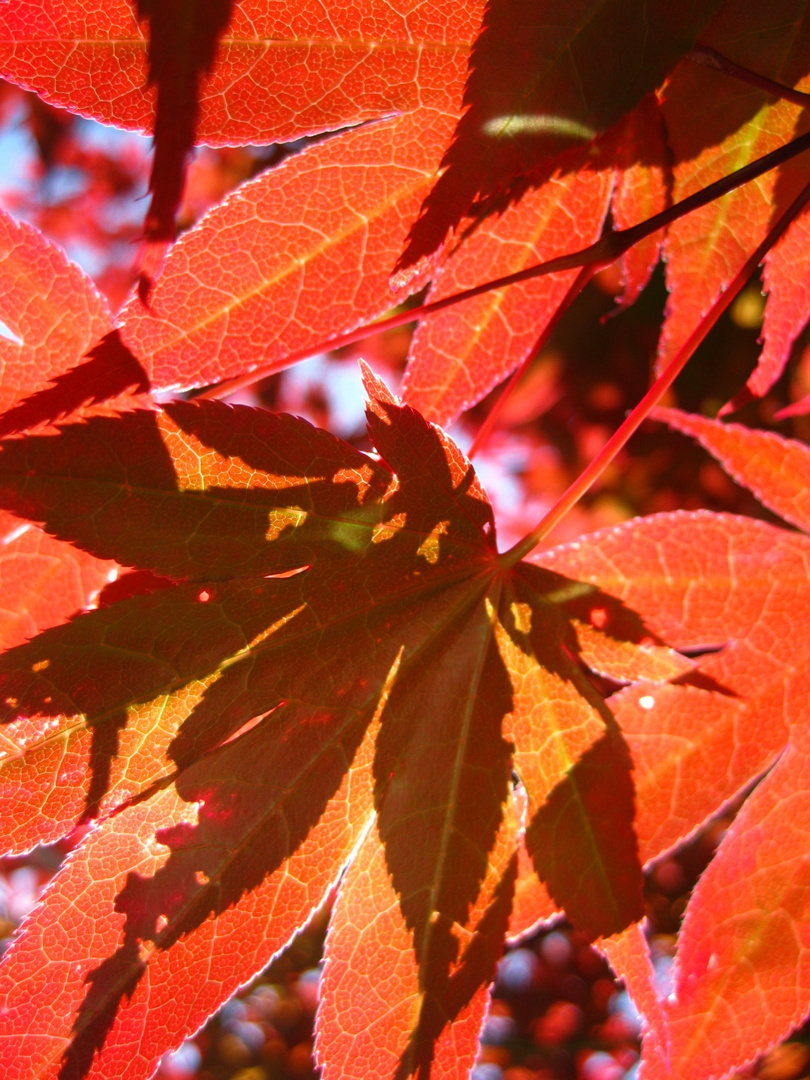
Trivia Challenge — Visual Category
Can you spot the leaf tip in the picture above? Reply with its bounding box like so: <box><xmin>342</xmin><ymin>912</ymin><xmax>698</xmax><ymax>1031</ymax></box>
<box><xmin>360</xmin><ymin>361</ymin><xmax>399</xmax><ymax>414</ymax></box>
<box><xmin>718</xmin><ymin>386</ymin><xmax>755</xmax><ymax>417</ymax></box>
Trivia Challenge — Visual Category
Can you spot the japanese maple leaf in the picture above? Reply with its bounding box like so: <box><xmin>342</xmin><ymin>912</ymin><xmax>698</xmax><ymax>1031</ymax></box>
<box><xmin>635</xmin><ymin>0</ymin><xmax>810</xmax><ymax>399</ymax></box>
<box><xmin>0</xmin><ymin>0</ymin><xmax>475</xmax><ymax>141</ymax></box>
<box><xmin>394</xmin><ymin>0</ymin><xmax>721</xmax><ymax>280</ymax></box>
<box><xmin>118</xmin><ymin>109</ymin><xmax>457</xmax><ymax>393</ymax></box>
<box><xmin>0</xmin><ymin>0</ymin><xmax>478</xmax><ymax>252</ymax></box>
<box><xmin>0</xmin><ymin>211</ymin><xmax>141</xmax><ymax>644</ymax></box>
<box><xmin>537</xmin><ymin>409</ymin><xmax>810</xmax><ymax>1080</ymax></box>
<box><xmin>0</xmin><ymin>368</ymin><xmax>693</xmax><ymax>1080</ymax></box>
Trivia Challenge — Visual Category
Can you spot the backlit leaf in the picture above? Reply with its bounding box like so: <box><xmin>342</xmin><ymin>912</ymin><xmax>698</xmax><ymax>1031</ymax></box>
<box><xmin>0</xmin><ymin>210</ymin><xmax>112</xmax><ymax>416</ymax></box>
<box><xmin>537</xmin><ymin>510</ymin><xmax>808</xmax><ymax>864</ymax></box>
<box><xmin>643</xmin><ymin>744</ymin><xmax>810</xmax><ymax>1080</ymax></box>
<box><xmin>539</xmin><ymin>413</ymin><xmax>810</xmax><ymax>1079</ymax></box>
<box><xmin>655</xmin><ymin>406</ymin><xmax>810</xmax><ymax>530</ymax></box>
<box><xmin>395</xmin><ymin>0</ymin><xmax>721</xmax><ymax>278</ymax></box>
<box><xmin>119</xmin><ymin>109</ymin><xmax>456</xmax><ymax>392</ymax></box>
<box><xmin>0</xmin><ymin>0</ymin><xmax>476</xmax><ymax>143</ymax></box>
<box><xmin>400</xmin><ymin>151</ymin><xmax>612</xmax><ymax>425</ymax></box>
<box><xmin>0</xmin><ymin>512</ymin><xmax>114</xmax><ymax>651</ymax></box>
<box><xmin>0</xmin><ymin>370</ymin><xmax>682</xmax><ymax>1078</ymax></box>
<box><xmin>658</xmin><ymin>0</ymin><xmax>810</xmax><ymax>384</ymax></box>
<box><xmin>609</xmin><ymin>94</ymin><xmax>670</xmax><ymax>307</ymax></box>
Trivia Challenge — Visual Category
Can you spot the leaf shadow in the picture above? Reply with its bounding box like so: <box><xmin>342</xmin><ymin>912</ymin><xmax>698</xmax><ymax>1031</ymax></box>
<box><xmin>2</xmin><ymin>379</ymin><xmax>623</xmax><ymax>1078</ymax></box>
<box><xmin>525</xmin><ymin>725</ymin><xmax>643</xmax><ymax>940</ymax></box>
<box><xmin>0</xmin><ymin>401</ymin><xmax>394</xmax><ymax>580</ymax></box>
<box><xmin>133</xmin><ymin>0</ymin><xmax>236</xmax><ymax>244</ymax></box>
<box><xmin>57</xmin><ymin>701</ymin><xmax>371</xmax><ymax>1080</ymax></box>
<box><xmin>505</xmin><ymin>564</ymin><xmax>647</xmax><ymax>938</ymax></box>
<box><xmin>374</xmin><ymin>613</ymin><xmax>515</xmax><ymax>1045</ymax></box>
<box><xmin>0</xmin><ymin>330</ymin><xmax>151</xmax><ymax>438</ymax></box>
<box><xmin>82</xmin><ymin>708</ymin><xmax>130</xmax><ymax>823</ymax></box>
<box><xmin>394</xmin><ymin>854</ymin><xmax>518</xmax><ymax>1080</ymax></box>
<box><xmin>0</xmin><ymin>380</ymin><xmax>495</xmax><ymax>838</ymax></box>
<box><xmin>0</xmin><ymin>574</ymin><xmax>303</xmax><ymax>830</ymax></box>
<box><xmin>395</xmin><ymin>0</ymin><xmax>805</xmax><ymax>278</ymax></box>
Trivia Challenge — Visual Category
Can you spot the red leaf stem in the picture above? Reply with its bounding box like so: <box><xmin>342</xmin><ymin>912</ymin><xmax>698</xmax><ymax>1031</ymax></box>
<box><xmin>201</xmin><ymin>127</ymin><xmax>810</xmax><ymax>403</ymax></box>
<box><xmin>502</xmin><ymin>173</ymin><xmax>810</xmax><ymax>563</ymax></box>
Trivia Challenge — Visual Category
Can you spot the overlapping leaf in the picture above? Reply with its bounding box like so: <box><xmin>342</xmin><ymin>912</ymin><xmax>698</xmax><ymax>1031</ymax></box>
<box><xmin>400</xmin><ymin>148</ymin><xmax>613</xmax><ymax>426</ymax></box>
<box><xmin>394</xmin><ymin>0</ymin><xmax>720</xmax><ymax>279</ymax></box>
<box><xmin>5</xmin><ymin>7</ymin><xmax>810</xmax><ymax>1080</ymax></box>
<box><xmin>134</xmin><ymin>0</ymin><xmax>235</xmax><ymax>243</ymax></box>
<box><xmin>0</xmin><ymin>212</ymin><xmax>130</xmax><ymax>648</ymax></box>
<box><xmin>538</xmin><ymin>411</ymin><xmax>810</xmax><ymax>1080</ymax></box>
<box><xmin>0</xmin><ymin>369</ymin><xmax>693</xmax><ymax>1079</ymax></box>
<box><xmin>119</xmin><ymin>109</ymin><xmax>456</xmax><ymax>392</ymax></box>
<box><xmin>0</xmin><ymin>0</ymin><xmax>476</xmax><ymax>141</ymax></box>
<box><xmin>609</xmin><ymin>94</ymin><xmax>670</xmax><ymax>307</ymax></box>
<box><xmin>0</xmin><ymin>209</ymin><xmax>112</xmax><ymax>415</ymax></box>
<box><xmin>658</xmin><ymin>0</ymin><xmax>810</xmax><ymax>392</ymax></box>
<box><xmin>0</xmin><ymin>0</ymin><xmax>479</xmax><ymax>252</ymax></box>
<box><xmin>0</xmin><ymin>512</ymin><xmax>115</xmax><ymax>651</ymax></box>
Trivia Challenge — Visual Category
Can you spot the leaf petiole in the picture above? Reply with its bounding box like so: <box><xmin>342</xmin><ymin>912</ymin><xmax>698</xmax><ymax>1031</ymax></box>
<box><xmin>500</xmin><ymin>174</ymin><xmax>810</xmax><ymax>566</ymax></box>
<box><xmin>467</xmin><ymin>266</ymin><xmax>595</xmax><ymax>459</ymax></box>
<box><xmin>687</xmin><ymin>46</ymin><xmax>810</xmax><ymax>108</ymax></box>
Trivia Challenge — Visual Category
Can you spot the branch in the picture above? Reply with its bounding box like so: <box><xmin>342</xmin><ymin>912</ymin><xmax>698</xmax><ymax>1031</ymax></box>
<box><xmin>500</xmin><ymin>174</ymin><xmax>810</xmax><ymax>566</ymax></box>
<box><xmin>687</xmin><ymin>46</ymin><xmax>810</xmax><ymax>109</ymax></box>
<box><xmin>200</xmin><ymin>128</ymin><xmax>810</xmax><ymax>403</ymax></box>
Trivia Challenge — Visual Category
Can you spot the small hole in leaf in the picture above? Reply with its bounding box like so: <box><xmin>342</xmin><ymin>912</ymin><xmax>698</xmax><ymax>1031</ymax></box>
<box><xmin>0</xmin><ymin>318</ymin><xmax>23</xmax><ymax>346</ymax></box>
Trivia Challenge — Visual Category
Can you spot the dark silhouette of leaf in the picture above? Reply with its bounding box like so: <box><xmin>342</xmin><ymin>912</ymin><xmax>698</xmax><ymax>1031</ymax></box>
<box><xmin>394</xmin><ymin>0</ymin><xmax>722</xmax><ymax>280</ymax></box>
<box><xmin>0</xmin><ymin>331</ymin><xmax>150</xmax><ymax>438</ymax></box>
<box><xmin>135</xmin><ymin>0</ymin><xmax>236</xmax><ymax>246</ymax></box>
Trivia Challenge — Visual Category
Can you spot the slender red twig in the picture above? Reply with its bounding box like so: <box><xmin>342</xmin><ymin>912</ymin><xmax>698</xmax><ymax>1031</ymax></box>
<box><xmin>499</xmin><ymin>175</ymin><xmax>810</xmax><ymax>566</ymax></box>
<box><xmin>199</xmin><ymin>128</ymin><xmax>810</xmax><ymax>402</ymax></box>
<box><xmin>467</xmin><ymin>266</ymin><xmax>594</xmax><ymax>459</ymax></box>
<box><xmin>687</xmin><ymin>46</ymin><xmax>810</xmax><ymax>108</ymax></box>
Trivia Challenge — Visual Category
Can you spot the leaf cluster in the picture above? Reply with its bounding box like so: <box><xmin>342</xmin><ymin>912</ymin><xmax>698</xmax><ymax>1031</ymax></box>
<box><xmin>0</xmin><ymin>4</ymin><xmax>809</xmax><ymax>1080</ymax></box>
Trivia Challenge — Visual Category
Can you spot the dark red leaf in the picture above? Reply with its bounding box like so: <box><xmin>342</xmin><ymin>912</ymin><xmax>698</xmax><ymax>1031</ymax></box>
<box><xmin>134</xmin><ymin>0</ymin><xmax>235</xmax><ymax>244</ymax></box>
<box><xmin>394</xmin><ymin>0</ymin><xmax>721</xmax><ymax>281</ymax></box>
<box><xmin>0</xmin><ymin>331</ymin><xmax>150</xmax><ymax>439</ymax></box>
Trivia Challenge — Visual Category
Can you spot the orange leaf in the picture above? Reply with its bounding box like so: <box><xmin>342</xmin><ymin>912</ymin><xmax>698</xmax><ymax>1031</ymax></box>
<box><xmin>401</xmin><ymin>153</ymin><xmax>612</xmax><ymax>425</ymax></box>
<box><xmin>0</xmin><ymin>210</ymin><xmax>112</xmax><ymax>415</ymax></box>
<box><xmin>396</xmin><ymin>0</ymin><xmax>721</xmax><ymax>278</ymax></box>
<box><xmin>0</xmin><ymin>0</ymin><xmax>475</xmax><ymax>142</ymax></box>
<box><xmin>539</xmin><ymin>413</ymin><xmax>810</xmax><ymax>1079</ymax></box>
<box><xmin>120</xmin><ymin>110</ymin><xmax>456</xmax><ymax>392</ymax></box>
<box><xmin>0</xmin><ymin>370</ymin><xmax>679</xmax><ymax>1076</ymax></box>
<box><xmin>658</xmin><ymin>0</ymin><xmax>810</xmax><ymax>385</ymax></box>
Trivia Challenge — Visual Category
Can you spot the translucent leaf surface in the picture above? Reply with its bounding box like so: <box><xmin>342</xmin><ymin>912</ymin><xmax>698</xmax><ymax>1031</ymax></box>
<box><xmin>120</xmin><ymin>110</ymin><xmax>456</xmax><ymax>392</ymax></box>
<box><xmin>0</xmin><ymin>210</ymin><xmax>112</xmax><ymax>414</ymax></box>
<box><xmin>538</xmin><ymin>413</ymin><xmax>810</xmax><ymax>1080</ymax></box>
<box><xmin>658</xmin><ymin>0</ymin><xmax>810</xmax><ymax>386</ymax></box>
<box><xmin>400</xmin><ymin>153</ymin><xmax>612</xmax><ymax>425</ymax></box>
<box><xmin>0</xmin><ymin>370</ymin><xmax>688</xmax><ymax>1078</ymax></box>
<box><xmin>0</xmin><ymin>0</ymin><xmax>477</xmax><ymax>143</ymax></box>
<box><xmin>396</xmin><ymin>0</ymin><xmax>721</xmax><ymax>276</ymax></box>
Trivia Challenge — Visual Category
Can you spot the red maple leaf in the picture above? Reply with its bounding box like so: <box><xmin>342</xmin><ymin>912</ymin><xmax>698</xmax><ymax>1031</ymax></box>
<box><xmin>0</xmin><ymin>368</ymin><xmax>700</xmax><ymax>1079</ymax></box>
